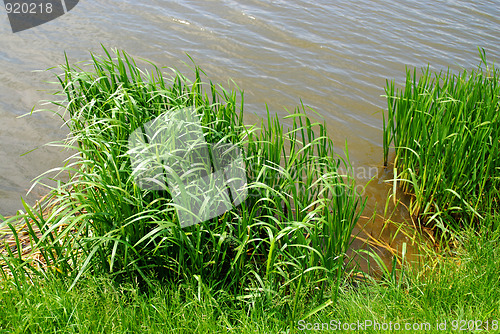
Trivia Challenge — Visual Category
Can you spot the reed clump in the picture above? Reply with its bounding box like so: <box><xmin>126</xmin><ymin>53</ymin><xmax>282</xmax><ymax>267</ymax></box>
<box><xmin>383</xmin><ymin>50</ymin><xmax>500</xmax><ymax>233</ymax></box>
<box><xmin>1</xmin><ymin>48</ymin><xmax>365</xmax><ymax>308</ymax></box>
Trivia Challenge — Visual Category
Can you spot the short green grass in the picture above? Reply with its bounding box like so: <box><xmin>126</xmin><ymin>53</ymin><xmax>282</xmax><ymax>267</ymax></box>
<box><xmin>1</xmin><ymin>216</ymin><xmax>499</xmax><ymax>333</ymax></box>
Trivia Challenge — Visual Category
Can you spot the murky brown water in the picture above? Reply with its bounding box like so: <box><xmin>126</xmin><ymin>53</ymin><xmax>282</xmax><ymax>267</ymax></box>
<box><xmin>1</xmin><ymin>0</ymin><xmax>500</xmax><ymax>262</ymax></box>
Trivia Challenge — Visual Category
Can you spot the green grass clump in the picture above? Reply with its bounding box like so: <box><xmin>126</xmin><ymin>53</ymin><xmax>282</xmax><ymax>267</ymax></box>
<box><xmin>0</xmin><ymin>47</ymin><xmax>365</xmax><ymax>311</ymax></box>
<box><xmin>383</xmin><ymin>50</ymin><xmax>500</xmax><ymax>233</ymax></box>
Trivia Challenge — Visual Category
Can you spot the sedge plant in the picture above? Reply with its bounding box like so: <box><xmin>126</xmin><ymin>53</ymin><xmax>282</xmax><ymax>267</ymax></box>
<box><xmin>1</xmin><ymin>48</ymin><xmax>365</xmax><ymax>315</ymax></box>
<box><xmin>383</xmin><ymin>49</ymin><xmax>500</xmax><ymax>234</ymax></box>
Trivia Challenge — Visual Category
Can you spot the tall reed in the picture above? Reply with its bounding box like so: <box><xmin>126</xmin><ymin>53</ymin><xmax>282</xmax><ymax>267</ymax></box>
<box><xmin>383</xmin><ymin>49</ymin><xmax>500</xmax><ymax>232</ymax></box>
<box><xmin>1</xmin><ymin>48</ymin><xmax>365</xmax><ymax>308</ymax></box>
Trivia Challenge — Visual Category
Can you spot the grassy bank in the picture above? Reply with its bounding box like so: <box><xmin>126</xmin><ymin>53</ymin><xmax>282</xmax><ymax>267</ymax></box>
<box><xmin>1</xmin><ymin>218</ymin><xmax>499</xmax><ymax>333</ymax></box>
<box><xmin>1</xmin><ymin>48</ymin><xmax>500</xmax><ymax>333</ymax></box>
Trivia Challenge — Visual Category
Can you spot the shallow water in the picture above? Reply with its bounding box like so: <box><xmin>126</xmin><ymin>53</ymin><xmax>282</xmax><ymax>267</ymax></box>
<box><xmin>1</xmin><ymin>0</ymin><xmax>499</xmax><ymax>261</ymax></box>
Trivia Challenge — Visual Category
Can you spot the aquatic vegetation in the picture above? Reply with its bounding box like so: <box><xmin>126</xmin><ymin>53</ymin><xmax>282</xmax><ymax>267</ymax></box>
<box><xmin>2</xmin><ymin>46</ymin><xmax>500</xmax><ymax>333</ymax></box>
<box><xmin>383</xmin><ymin>49</ymin><xmax>500</xmax><ymax>233</ymax></box>
<box><xmin>1</xmin><ymin>48</ymin><xmax>365</xmax><ymax>309</ymax></box>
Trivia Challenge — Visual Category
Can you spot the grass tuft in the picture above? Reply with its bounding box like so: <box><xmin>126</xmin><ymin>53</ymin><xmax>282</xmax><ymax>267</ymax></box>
<box><xmin>383</xmin><ymin>49</ymin><xmax>500</xmax><ymax>233</ymax></box>
<box><xmin>1</xmin><ymin>47</ymin><xmax>365</xmax><ymax>312</ymax></box>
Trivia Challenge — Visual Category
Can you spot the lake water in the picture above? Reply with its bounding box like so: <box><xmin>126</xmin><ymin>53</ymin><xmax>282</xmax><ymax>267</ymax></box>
<box><xmin>1</xmin><ymin>0</ymin><xmax>499</xmax><ymax>259</ymax></box>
